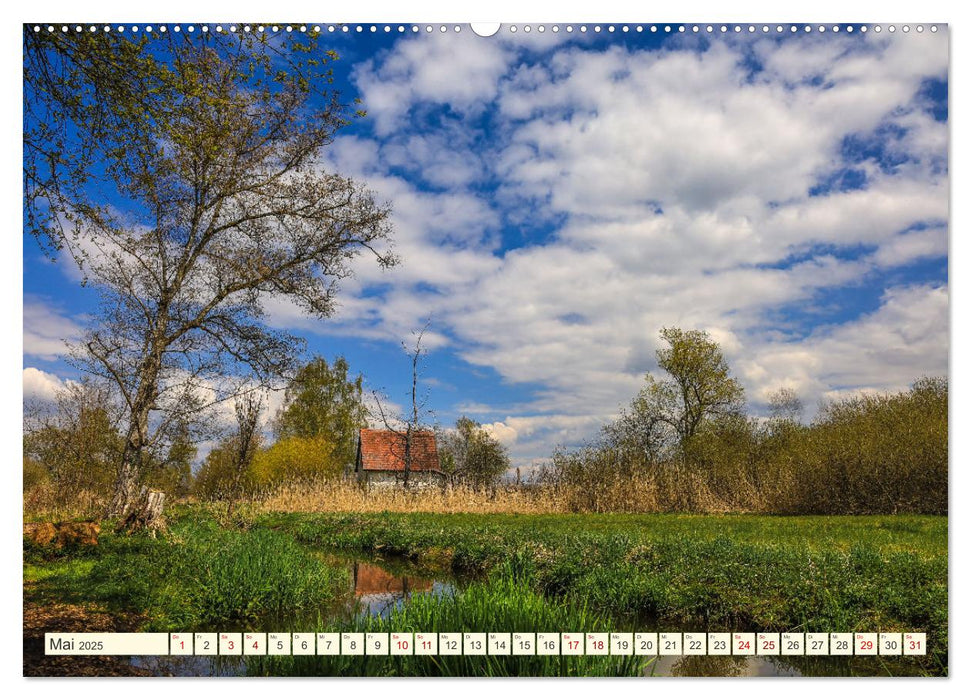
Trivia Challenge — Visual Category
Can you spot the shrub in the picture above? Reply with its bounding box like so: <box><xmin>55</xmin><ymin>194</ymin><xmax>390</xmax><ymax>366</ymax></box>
<box><xmin>250</xmin><ymin>435</ymin><xmax>344</xmax><ymax>489</ymax></box>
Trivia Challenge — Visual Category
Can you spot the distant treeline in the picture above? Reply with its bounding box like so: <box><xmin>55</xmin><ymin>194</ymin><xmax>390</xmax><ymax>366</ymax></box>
<box><xmin>542</xmin><ymin>376</ymin><xmax>947</xmax><ymax>515</ymax></box>
<box><xmin>23</xmin><ymin>356</ymin><xmax>511</xmax><ymax>517</ymax></box>
<box><xmin>23</xmin><ymin>331</ymin><xmax>947</xmax><ymax>518</ymax></box>
<box><xmin>540</xmin><ymin>329</ymin><xmax>947</xmax><ymax>515</ymax></box>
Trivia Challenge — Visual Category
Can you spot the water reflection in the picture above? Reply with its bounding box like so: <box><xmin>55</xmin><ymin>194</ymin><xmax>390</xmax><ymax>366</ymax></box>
<box><xmin>641</xmin><ymin>653</ymin><xmax>928</xmax><ymax>677</ymax></box>
<box><xmin>348</xmin><ymin>560</ymin><xmax>454</xmax><ymax>617</ymax></box>
<box><xmin>647</xmin><ymin>655</ymin><xmax>799</xmax><ymax>677</ymax></box>
<box><xmin>132</xmin><ymin>654</ymin><xmax>244</xmax><ymax>677</ymax></box>
<box><xmin>125</xmin><ymin>553</ymin><xmax>930</xmax><ymax>678</ymax></box>
<box><xmin>131</xmin><ymin>553</ymin><xmax>453</xmax><ymax>677</ymax></box>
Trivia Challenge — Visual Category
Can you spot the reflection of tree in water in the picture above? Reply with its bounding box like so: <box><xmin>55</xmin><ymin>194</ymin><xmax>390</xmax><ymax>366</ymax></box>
<box><xmin>352</xmin><ymin>561</ymin><xmax>433</xmax><ymax>595</ymax></box>
<box><xmin>770</xmin><ymin>655</ymin><xmax>851</xmax><ymax>677</ymax></box>
<box><xmin>669</xmin><ymin>655</ymin><xmax>749</xmax><ymax>677</ymax></box>
<box><xmin>133</xmin><ymin>653</ymin><xmax>246</xmax><ymax>677</ymax></box>
<box><xmin>667</xmin><ymin>654</ymin><xmax>927</xmax><ymax>678</ymax></box>
<box><xmin>772</xmin><ymin>654</ymin><xmax>929</xmax><ymax>678</ymax></box>
<box><xmin>351</xmin><ymin>560</ymin><xmax>437</xmax><ymax>617</ymax></box>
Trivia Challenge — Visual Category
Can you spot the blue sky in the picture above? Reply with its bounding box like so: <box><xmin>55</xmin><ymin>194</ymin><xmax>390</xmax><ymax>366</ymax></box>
<box><xmin>23</xmin><ymin>24</ymin><xmax>949</xmax><ymax>468</ymax></box>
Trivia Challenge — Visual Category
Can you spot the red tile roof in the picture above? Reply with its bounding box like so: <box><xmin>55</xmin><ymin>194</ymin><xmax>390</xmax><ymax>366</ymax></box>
<box><xmin>357</xmin><ymin>428</ymin><xmax>441</xmax><ymax>472</ymax></box>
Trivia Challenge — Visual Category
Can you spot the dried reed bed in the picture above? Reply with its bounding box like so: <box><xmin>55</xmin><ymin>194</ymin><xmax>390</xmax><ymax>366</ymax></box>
<box><xmin>553</xmin><ymin>470</ymin><xmax>741</xmax><ymax>514</ymax></box>
<box><xmin>23</xmin><ymin>484</ymin><xmax>107</xmax><ymax>522</ymax></box>
<box><xmin>255</xmin><ymin>480</ymin><xmax>568</xmax><ymax>514</ymax></box>
<box><xmin>251</xmin><ymin>472</ymin><xmax>755</xmax><ymax>515</ymax></box>
<box><xmin>21</xmin><ymin>474</ymin><xmax>776</xmax><ymax>520</ymax></box>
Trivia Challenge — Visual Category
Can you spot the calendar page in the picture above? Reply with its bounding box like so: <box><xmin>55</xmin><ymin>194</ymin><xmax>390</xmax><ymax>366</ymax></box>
<box><xmin>22</xmin><ymin>17</ymin><xmax>948</xmax><ymax>680</ymax></box>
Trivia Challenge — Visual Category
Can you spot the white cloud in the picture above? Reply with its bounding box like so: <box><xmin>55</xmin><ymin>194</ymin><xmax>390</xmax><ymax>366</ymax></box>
<box><xmin>480</xmin><ymin>414</ymin><xmax>610</xmax><ymax>463</ymax></box>
<box><xmin>353</xmin><ymin>31</ymin><xmax>511</xmax><ymax>136</ymax></box>
<box><xmin>40</xmin><ymin>32</ymin><xmax>938</xmax><ymax>470</ymax></box>
<box><xmin>322</xmin><ymin>33</ymin><xmax>948</xmax><ymax>466</ymax></box>
<box><xmin>738</xmin><ymin>284</ymin><xmax>948</xmax><ymax>409</ymax></box>
<box><xmin>480</xmin><ymin>420</ymin><xmax>518</xmax><ymax>445</ymax></box>
<box><xmin>870</xmin><ymin>226</ymin><xmax>948</xmax><ymax>268</ymax></box>
<box><xmin>23</xmin><ymin>298</ymin><xmax>83</xmax><ymax>361</ymax></box>
<box><xmin>23</xmin><ymin>367</ymin><xmax>67</xmax><ymax>402</ymax></box>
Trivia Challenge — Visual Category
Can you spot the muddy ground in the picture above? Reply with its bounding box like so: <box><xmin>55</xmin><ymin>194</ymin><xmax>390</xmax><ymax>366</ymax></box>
<box><xmin>23</xmin><ymin>584</ymin><xmax>152</xmax><ymax>677</ymax></box>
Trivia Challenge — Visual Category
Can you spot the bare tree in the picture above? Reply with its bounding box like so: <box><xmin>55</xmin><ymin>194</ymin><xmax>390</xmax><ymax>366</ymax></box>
<box><xmin>227</xmin><ymin>391</ymin><xmax>264</xmax><ymax>515</ymax></box>
<box><xmin>24</xmin><ymin>31</ymin><xmax>396</xmax><ymax>516</ymax></box>
<box><xmin>371</xmin><ymin>323</ymin><xmax>434</xmax><ymax>488</ymax></box>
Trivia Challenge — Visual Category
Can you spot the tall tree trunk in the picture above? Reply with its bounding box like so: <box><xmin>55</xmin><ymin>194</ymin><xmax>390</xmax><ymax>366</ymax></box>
<box><xmin>403</xmin><ymin>426</ymin><xmax>412</xmax><ymax>489</ymax></box>
<box><xmin>106</xmin><ymin>452</ymin><xmax>140</xmax><ymax>517</ymax></box>
<box><xmin>226</xmin><ymin>392</ymin><xmax>263</xmax><ymax>516</ymax></box>
<box><xmin>106</xmin><ymin>354</ymin><xmax>161</xmax><ymax>518</ymax></box>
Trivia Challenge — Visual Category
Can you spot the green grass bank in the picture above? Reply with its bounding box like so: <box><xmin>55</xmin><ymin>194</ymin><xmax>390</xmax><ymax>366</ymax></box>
<box><xmin>24</xmin><ymin>508</ymin><xmax>947</xmax><ymax>676</ymax></box>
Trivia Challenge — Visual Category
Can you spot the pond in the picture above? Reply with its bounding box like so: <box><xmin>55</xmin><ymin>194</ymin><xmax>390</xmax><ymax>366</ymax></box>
<box><xmin>127</xmin><ymin>551</ymin><xmax>928</xmax><ymax>678</ymax></box>
<box><xmin>320</xmin><ymin>551</ymin><xmax>458</xmax><ymax>618</ymax></box>
<box><xmin>130</xmin><ymin>550</ymin><xmax>455</xmax><ymax>676</ymax></box>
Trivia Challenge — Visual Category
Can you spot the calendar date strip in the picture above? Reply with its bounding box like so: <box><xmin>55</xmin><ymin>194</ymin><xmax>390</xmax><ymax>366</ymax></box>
<box><xmin>44</xmin><ymin>631</ymin><xmax>927</xmax><ymax>657</ymax></box>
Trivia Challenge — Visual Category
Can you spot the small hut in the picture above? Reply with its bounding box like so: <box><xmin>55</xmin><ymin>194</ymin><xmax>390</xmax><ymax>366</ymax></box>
<box><xmin>353</xmin><ymin>428</ymin><xmax>444</xmax><ymax>487</ymax></box>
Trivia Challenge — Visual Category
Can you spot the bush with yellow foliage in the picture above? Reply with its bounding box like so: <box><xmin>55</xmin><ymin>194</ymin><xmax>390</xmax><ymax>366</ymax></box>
<box><xmin>250</xmin><ymin>435</ymin><xmax>345</xmax><ymax>489</ymax></box>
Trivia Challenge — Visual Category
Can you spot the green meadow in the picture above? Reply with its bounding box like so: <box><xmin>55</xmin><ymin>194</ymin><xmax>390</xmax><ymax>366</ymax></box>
<box><xmin>24</xmin><ymin>508</ymin><xmax>947</xmax><ymax>676</ymax></box>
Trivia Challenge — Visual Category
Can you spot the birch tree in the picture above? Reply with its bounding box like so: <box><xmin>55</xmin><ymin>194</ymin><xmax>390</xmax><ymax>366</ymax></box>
<box><xmin>23</xmin><ymin>28</ymin><xmax>395</xmax><ymax>515</ymax></box>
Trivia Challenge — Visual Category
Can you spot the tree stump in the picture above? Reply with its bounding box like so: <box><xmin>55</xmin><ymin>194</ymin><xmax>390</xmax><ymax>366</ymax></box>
<box><xmin>116</xmin><ymin>489</ymin><xmax>167</xmax><ymax>536</ymax></box>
